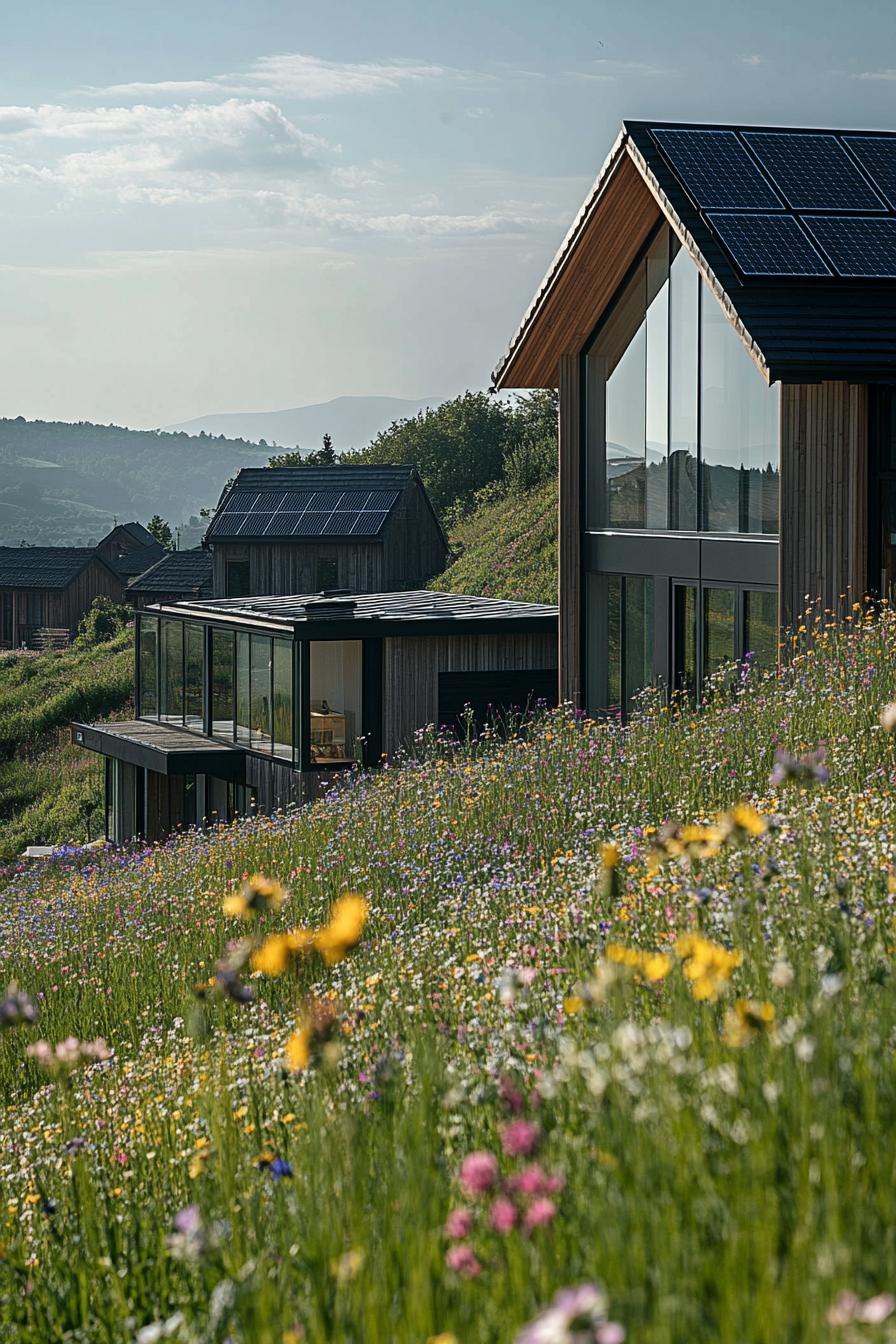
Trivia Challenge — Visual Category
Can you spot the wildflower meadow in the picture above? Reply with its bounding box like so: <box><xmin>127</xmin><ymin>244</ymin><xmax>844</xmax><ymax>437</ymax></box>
<box><xmin>2</xmin><ymin>601</ymin><xmax>896</xmax><ymax>1342</ymax></box>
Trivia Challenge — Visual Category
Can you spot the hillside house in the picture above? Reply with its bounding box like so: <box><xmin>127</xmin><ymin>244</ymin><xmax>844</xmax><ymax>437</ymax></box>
<box><xmin>126</xmin><ymin>548</ymin><xmax>214</xmax><ymax>609</ymax></box>
<box><xmin>95</xmin><ymin>522</ymin><xmax>165</xmax><ymax>581</ymax></box>
<box><xmin>494</xmin><ymin>120</ymin><xmax>896</xmax><ymax>713</ymax></box>
<box><xmin>0</xmin><ymin>548</ymin><xmax>125</xmax><ymax>648</ymax></box>
<box><xmin>202</xmin><ymin>465</ymin><xmax>449</xmax><ymax>599</ymax></box>
<box><xmin>74</xmin><ymin>590</ymin><xmax>557</xmax><ymax>843</ymax></box>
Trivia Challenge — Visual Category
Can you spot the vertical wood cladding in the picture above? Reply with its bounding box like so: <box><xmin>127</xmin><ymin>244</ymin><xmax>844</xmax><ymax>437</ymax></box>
<box><xmin>558</xmin><ymin>354</ymin><xmax>581</xmax><ymax>706</ymax></box>
<box><xmin>3</xmin><ymin>558</ymin><xmax>125</xmax><ymax>643</ymax></box>
<box><xmin>381</xmin><ymin>632</ymin><xmax>558</xmax><ymax>753</ymax></box>
<box><xmin>779</xmin><ymin>383</ymin><xmax>868</xmax><ymax>630</ymax></box>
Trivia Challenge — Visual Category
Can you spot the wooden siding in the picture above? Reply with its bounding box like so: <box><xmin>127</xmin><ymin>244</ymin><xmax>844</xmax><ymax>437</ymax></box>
<box><xmin>779</xmin><ymin>383</ymin><xmax>869</xmax><ymax>630</ymax></box>
<box><xmin>496</xmin><ymin>154</ymin><xmax>662</xmax><ymax>390</ymax></box>
<box><xmin>245</xmin><ymin>754</ymin><xmax>303</xmax><ymax>813</ymax></box>
<box><xmin>210</xmin><ymin>482</ymin><xmax>448</xmax><ymax>599</ymax></box>
<box><xmin>558</xmin><ymin>355</ymin><xmax>581</xmax><ymax>705</ymax></box>
<box><xmin>0</xmin><ymin>557</ymin><xmax>125</xmax><ymax>645</ymax></box>
<box><xmin>382</xmin><ymin>632</ymin><xmax>558</xmax><ymax>753</ymax></box>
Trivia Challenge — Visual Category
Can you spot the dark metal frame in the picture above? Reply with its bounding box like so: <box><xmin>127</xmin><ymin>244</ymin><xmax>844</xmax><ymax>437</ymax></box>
<box><xmin>869</xmin><ymin>384</ymin><xmax>896</xmax><ymax>597</ymax></box>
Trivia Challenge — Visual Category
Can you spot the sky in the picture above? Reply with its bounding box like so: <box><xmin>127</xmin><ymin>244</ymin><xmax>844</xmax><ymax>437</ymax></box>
<box><xmin>0</xmin><ymin>0</ymin><xmax>894</xmax><ymax>429</ymax></box>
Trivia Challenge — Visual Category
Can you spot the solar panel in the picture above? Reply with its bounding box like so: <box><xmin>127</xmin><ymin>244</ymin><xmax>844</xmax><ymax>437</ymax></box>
<box><xmin>224</xmin><ymin>492</ymin><xmax>259</xmax><ymax>514</ymax></box>
<box><xmin>350</xmin><ymin>511</ymin><xmax>389</xmax><ymax>537</ymax></box>
<box><xmin>844</xmin><ymin>135</ymin><xmax>896</xmax><ymax>211</ymax></box>
<box><xmin>336</xmin><ymin>491</ymin><xmax>373</xmax><ymax>509</ymax></box>
<box><xmin>306</xmin><ymin>492</ymin><xmax>344</xmax><ymax>511</ymax></box>
<box><xmin>280</xmin><ymin>492</ymin><xmax>314</xmax><ymax>513</ymax></box>
<box><xmin>651</xmin><ymin>128</ymin><xmax>783</xmax><ymax>210</ymax></box>
<box><xmin>322</xmin><ymin>512</ymin><xmax>362</xmax><ymax>536</ymax></box>
<box><xmin>234</xmin><ymin>513</ymin><xmax>271</xmax><ymax>537</ymax></box>
<box><xmin>364</xmin><ymin>490</ymin><xmax>400</xmax><ymax>511</ymax></box>
<box><xmin>263</xmin><ymin>512</ymin><xmax>305</xmax><ymax>535</ymax></box>
<box><xmin>706</xmin><ymin>212</ymin><xmax>832</xmax><ymax>276</ymax></box>
<box><xmin>249</xmin><ymin>493</ymin><xmax>287</xmax><ymax>512</ymax></box>
<box><xmin>803</xmin><ymin>215</ymin><xmax>896</xmax><ymax>278</ymax></box>
<box><xmin>743</xmin><ymin>132</ymin><xmax>884</xmax><ymax>212</ymax></box>
<box><xmin>291</xmin><ymin>515</ymin><xmax>329</xmax><ymax>537</ymax></box>
<box><xmin>216</xmin><ymin>511</ymin><xmax>249</xmax><ymax>532</ymax></box>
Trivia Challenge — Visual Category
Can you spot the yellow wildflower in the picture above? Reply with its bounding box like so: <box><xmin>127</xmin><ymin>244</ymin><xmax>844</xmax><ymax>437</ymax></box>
<box><xmin>222</xmin><ymin>874</ymin><xmax>288</xmax><ymax>920</ymax></box>
<box><xmin>675</xmin><ymin>933</ymin><xmax>742</xmax><ymax>1001</ymax></box>
<box><xmin>285</xmin><ymin>1026</ymin><xmax>311</xmax><ymax>1072</ymax></box>
<box><xmin>601</xmin><ymin>842</ymin><xmax>621</xmax><ymax>870</ymax></box>
<box><xmin>606</xmin><ymin>944</ymin><xmax>673</xmax><ymax>983</ymax></box>
<box><xmin>251</xmin><ymin>933</ymin><xmax>294</xmax><ymax>977</ymax></box>
<box><xmin>722</xmin><ymin>998</ymin><xmax>776</xmax><ymax>1047</ymax></box>
<box><xmin>727</xmin><ymin>803</ymin><xmax>767</xmax><ymax>838</ymax></box>
<box><xmin>313</xmin><ymin>894</ymin><xmax>369</xmax><ymax>965</ymax></box>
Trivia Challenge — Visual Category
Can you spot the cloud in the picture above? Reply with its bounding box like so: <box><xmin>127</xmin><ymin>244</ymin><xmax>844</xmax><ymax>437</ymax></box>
<box><xmin>574</xmin><ymin>58</ymin><xmax>670</xmax><ymax>81</ymax></box>
<box><xmin>856</xmin><ymin>69</ymin><xmax>896</xmax><ymax>80</ymax></box>
<box><xmin>464</xmin><ymin>106</ymin><xmax>492</xmax><ymax>120</ymax></box>
<box><xmin>80</xmin><ymin>52</ymin><xmax>449</xmax><ymax>101</ymax></box>
<box><xmin>738</xmin><ymin>54</ymin><xmax>763</xmax><ymax>66</ymax></box>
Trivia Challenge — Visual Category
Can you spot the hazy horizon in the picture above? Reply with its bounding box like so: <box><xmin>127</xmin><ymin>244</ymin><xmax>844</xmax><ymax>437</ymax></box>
<box><xmin>0</xmin><ymin>0</ymin><xmax>894</xmax><ymax>430</ymax></box>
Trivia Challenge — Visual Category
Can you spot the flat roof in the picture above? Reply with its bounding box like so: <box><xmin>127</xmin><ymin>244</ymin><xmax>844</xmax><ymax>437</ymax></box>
<box><xmin>144</xmin><ymin>589</ymin><xmax>559</xmax><ymax>639</ymax></box>
<box><xmin>72</xmin><ymin>720</ymin><xmax>246</xmax><ymax>779</ymax></box>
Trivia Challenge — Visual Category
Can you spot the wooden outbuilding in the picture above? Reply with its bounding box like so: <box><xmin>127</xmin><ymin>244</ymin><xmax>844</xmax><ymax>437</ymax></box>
<box><xmin>126</xmin><ymin>548</ymin><xmax>213</xmax><ymax>609</ymax></box>
<box><xmin>493</xmin><ymin>119</ymin><xmax>896</xmax><ymax>713</ymax></box>
<box><xmin>0</xmin><ymin>548</ymin><xmax>125</xmax><ymax>648</ymax></box>
<box><xmin>202</xmin><ymin>465</ymin><xmax>449</xmax><ymax>598</ymax></box>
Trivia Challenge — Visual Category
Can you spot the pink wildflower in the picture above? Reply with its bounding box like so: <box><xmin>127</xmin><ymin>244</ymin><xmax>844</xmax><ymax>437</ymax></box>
<box><xmin>444</xmin><ymin>1207</ymin><xmax>473</xmax><ymax>1240</ymax></box>
<box><xmin>523</xmin><ymin>1197</ymin><xmax>556</xmax><ymax>1230</ymax></box>
<box><xmin>501</xmin><ymin>1119</ymin><xmax>540</xmax><ymax>1158</ymax></box>
<box><xmin>445</xmin><ymin>1243</ymin><xmax>482</xmax><ymax>1278</ymax></box>
<box><xmin>459</xmin><ymin>1150</ymin><xmax>499</xmax><ymax>1197</ymax></box>
<box><xmin>509</xmin><ymin>1164</ymin><xmax>565</xmax><ymax>1198</ymax></box>
<box><xmin>489</xmin><ymin>1196</ymin><xmax>518</xmax><ymax>1233</ymax></box>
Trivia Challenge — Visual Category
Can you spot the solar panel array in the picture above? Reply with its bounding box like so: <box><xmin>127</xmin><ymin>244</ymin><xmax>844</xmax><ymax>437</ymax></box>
<box><xmin>649</xmin><ymin>125</ymin><xmax>896</xmax><ymax>280</ymax></box>
<box><xmin>213</xmin><ymin>488</ymin><xmax>399</xmax><ymax>539</ymax></box>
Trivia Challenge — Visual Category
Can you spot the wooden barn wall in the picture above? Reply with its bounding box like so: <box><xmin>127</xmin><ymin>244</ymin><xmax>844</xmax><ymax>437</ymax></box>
<box><xmin>381</xmin><ymin>632</ymin><xmax>558</xmax><ymax>754</ymax></box>
<box><xmin>4</xmin><ymin>559</ymin><xmax>125</xmax><ymax>641</ymax></box>
<box><xmin>558</xmin><ymin>354</ymin><xmax>581</xmax><ymax>706</ymax></box>
<box><xmin>212</xmin><ymin>542</ymin><xmax>383</xmax><ymax>598</ymax></box>
<box><xmin>381</xmin><ymin>484</ymin><xmax>449</xmax><ymax>589</ymax></box>
<box><xmin>779</xmin><ymin>382</ymin><xmax>868</xmax><ymax>631</ymax></box>
<box><xmin>245</xmin><ymin>754</ymin><xmax>303</xmax><ymax>813</ymax></box>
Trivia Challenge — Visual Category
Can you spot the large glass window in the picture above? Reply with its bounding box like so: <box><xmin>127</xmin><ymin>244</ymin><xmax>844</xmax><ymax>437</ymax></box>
<box><xmin>701</xmin><ymin>288</ymin><xmax>779</xmax><ymax>534</ymax></box>
<box><xmin>309</xmin><ymin>641</ymin><xmax>362</xmax><ymax>765</ymax></box>
<box><xmin>184</xmin><ymin>623</ymin><xmax>204</xmax><ymax>729</ymax></box>
<box><xmin>585</xmin><ymin>226</ymin><xmax>779</xmax><ymax>536</ymax></box>
<box><xmin>160</xmin><ymin>619</ymin><xmax>184</xmax><ymax>723</ymax></box>
<box><xmin>673</xmin><ymin>585</ymin><xmax>697</xmax><ymax>703</ymax></box>
<box><xmin>235</xmin><ymin>632</ymin><xmax>251</xmax><ymax>745</ymax></box>
<box><xmin>250</xmin><ymin>635</ymin><xmax>273</xmax><ymax>751</ymax></box>
<box><xmin>138</xmin><ymin>616</ymin><xmax>158</xmax><ymax>718</ymax></box>
<box><xmin>703</xmin><ymin>588</ymin><xmax>737</xmax><ymax>676</ymax></box>
<box><xmin>272</xmin><ymin>639</ymin><xmax>294</xmax><ymax>760</ymax></box>
<box><xmin>212</xmin><ymin>630</ymin><xmax>235</xmax><ymax>738</ymax></box>
<box><xmin>745</xmin><ymin>590</ymin><xmax>778</xmax><ymax>668</ymax></box>
<box><xmin>585</xmin><ymin>574</ymin><xmax>654</xmax><ymax>716</ymax></box>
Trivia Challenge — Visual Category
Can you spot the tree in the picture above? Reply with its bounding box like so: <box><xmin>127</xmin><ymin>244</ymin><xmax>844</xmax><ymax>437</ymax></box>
<box><xmin>268</xmin><ymin>434</ymin><xmax>339</xmax><ymax>469</ymax></box>
<box><xmin>75</xmin><ymin>596</ymin><xmax>130</xmax><ymax>648</ymax></box>
<box><xmin>147</xmin><ymin>515</ymin><xmax>174</xmax><ymax>550</ymax></box>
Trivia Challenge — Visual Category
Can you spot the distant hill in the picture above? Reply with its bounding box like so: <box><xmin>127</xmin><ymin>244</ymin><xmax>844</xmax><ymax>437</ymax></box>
<box><xmin>167</xmin><ymin>395</ymin><xmax>442</xmax><ymax>450</ymax></box>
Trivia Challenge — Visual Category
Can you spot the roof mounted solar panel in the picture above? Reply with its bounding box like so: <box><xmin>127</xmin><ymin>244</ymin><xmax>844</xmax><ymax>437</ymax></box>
<box><xmin>291</xmin><ymin>514</ymin><xmax>328</xmax><ymax>537</ymax></box>
<box><xmin>743</xmin><ymin>131</ymin><xmax>885</xmax><ymax>212</ymax></box>
<box><xmin>224</xmin><ymin>492</ymin><xmax>259</xmax><ymax>514</ymax></box>
<box><xmin>234</xmin><ymin>513</ymin><xmax>271</xmax><ymax>537</ymax></box>
<box><xmin>262</xmin><ymin>512</ymin><xmax>305</xmax><ymax>535</ymax></box>
<box><xmin>803</xmin><ymin>215</ymin><xmax>896</xmax><ymax>278</ymax></box>
<box><xmin>216</xmin><ymin>511</ymin><xmax>249</xmax><ymax>532</ymax></box>
<box><xmin>306</xmin><ymin>492</ymin><xmax>344</xmax><ymax>511</ymax></box>
<box><xmin>844</xmin><ymin>135</ymin><xmax>896</xmax><ymax>211</ymax></box>
<box><xmin>281</xmin><ymin>492</ymin><xmax>314</xmax><ymax>513</ymax></box>
<box><xmin>322</xmin><ymin>512</ymin><xmax>361</xmax><ymax>536</ymax></box>
<box><xmin>336</xmin><ymin>491</ymin><xmax>373</xmax><ymax>509</ymax></box>
<box><xmin>249</xmin><ymin>492</ymin><xmax>287</xmax><ymax>512</ymax></box>
<box><xmin>364</xmin><ymin>490</ymin><xmax>400</xmax><ymax>511</ymax></box>
<box><xmin>651</xmin><ymin>128</ymin><xmax>783</xmax><ymax>210</ymax></box>
<box><xmin>706</xmin><ymin>212</ymin><xmax>832</xmax><ymax>276</ymax></box>
<box><xmin>350</xmin><ymin>511</ymin><xmax>389</xmax><ymax>537</ymax></box>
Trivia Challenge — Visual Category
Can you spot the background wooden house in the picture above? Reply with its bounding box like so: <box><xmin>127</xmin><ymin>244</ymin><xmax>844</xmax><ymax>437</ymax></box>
<box><xmin>202</xmin><ymin>465</ymin><xmax>449</xmax><ymax>598</ymax></box>
<box><xmin>493</xmin><ymin>119</ymin><xmax>896</xmax><ymax>714</ymax></box>
<box><xmin>95</xmin><ymin>522</ymin><xmax>165</xmax><ymax>582</ymax></box>
<box><xmin>126</xmin><ymin>548</ymin><xmax>213</xmax><ymax>609</ymax></box>
<box><xmin>0</xmin><ymin>548</ymin><xmax>125</xmax><ymax>647</ymax></box>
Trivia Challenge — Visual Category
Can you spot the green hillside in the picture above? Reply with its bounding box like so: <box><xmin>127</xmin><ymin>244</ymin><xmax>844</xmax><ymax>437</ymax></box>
<box><xmin>0</xmin><ymin>632</ymin><xmax>132</xmax><ymax>867</ymax></box>
<box><xmin>0</xmin><ymin>609</ymin><xmax>894</xmax><ymax>1340</ymax></box>
<box><xmin>433</xmin><ymin>477</ymin><xmax>558</xmax><ymax>604</ymax></box>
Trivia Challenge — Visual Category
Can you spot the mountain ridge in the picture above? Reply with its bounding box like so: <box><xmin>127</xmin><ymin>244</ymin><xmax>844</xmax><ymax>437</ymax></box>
<box><xmin>166</xmin><ymin>393</ymin><xmax>442</xmax><ymax>450</ymax></box>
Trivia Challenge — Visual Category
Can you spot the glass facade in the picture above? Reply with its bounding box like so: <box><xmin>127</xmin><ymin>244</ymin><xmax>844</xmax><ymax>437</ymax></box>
<box><xmin>586</xmin><ymin>574</ymin><xmax>654</xmax><ymax>716</ymax></box>
<box><xmin>211</xmin><ymin>630</ymin><xmax>234</xmax><ymax>737</ymax></box>
<box><xmin>138</xmin><ymin>616</ymin><xmax>158</xmax><ymax>717</ymax></box>
<box><xmin>585</xmin><ymin>226</ymin><xmax>779</xmax><ymax>536</ymax></box>
<box><xmin>309</xmin><ymin>641</ymin><xmax>363</xmax><ymax>765</ymax></box>
<box><xmin>184</xmin><ymin>623</ymin><xmax>204</xmax><ymax>729</ymax></box>
<box><xmin>272</xmin><ymin>639</ymin><xmax>293</xmax><ymax>759</ymax></box>
<box><xmin>161</xmin><ymin>619</ymin><xmax>183</xmax><ymax>723</ymax></box>
<box><xmin>250</xmin><ymin>635</ymin><xmax>273</xmax><ymax>750</ymax></box>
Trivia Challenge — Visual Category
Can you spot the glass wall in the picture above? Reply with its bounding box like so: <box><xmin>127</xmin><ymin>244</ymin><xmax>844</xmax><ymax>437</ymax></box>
<box><xmin>211</xmin><ymin>630</ymin><xmax>234</xmax><ymax>737</ymax></box>
<box><xmin>585</xmin><ymin>574</ymin><xmax>655</xmax><ymax>717</ymax></box>
<box><xmin>703</xmin><ymin>588</ymin><xmax>737</xmax><ymax>676</ymax></box>
<box><xmin>138</xmin><ymin>616</ymin><xmax>158</xmax><ymax>717</ymax></box>
<box><xmin>184</xmin><ymin>623</ymin><xmax>204</xmax><ymax>729</ymax></box>
<box><xmin>161</xmin><ymin>619</ymin><xmax>184</xmax><ymax>723</ymax></box>
<box><xmin>309</xmin><ymin>641</ymin><xmax>362</xmax><ymax>765</ymax></box>
<box><xmin>745</xmin><ymin>590</ymin><xmax>778</xmax><ymax>668</ymax></box>
<box><xmin>250</xmin><ymin>635</ymin><xmax>273</xmax><ymax>750</ymax></box>
<box><xmin>235</xmin><ymin>632</ymin><xmax>251</xmax><ymax>745</ymax></box>
<box><xmin>272</xmin><ymin>639</ymin><xmax>293</xmax><ymax>759</ymax></box>
<box><xmin>585</xmin><ymin>225</ymin><xmax>779</xmax><ymax>536</ymax></box>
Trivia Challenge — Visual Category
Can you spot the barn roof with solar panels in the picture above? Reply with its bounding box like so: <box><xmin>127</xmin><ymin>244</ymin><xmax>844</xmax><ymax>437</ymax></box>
<box><xmin>203</xmin><ymin>464</ymin><xmax>446</xmax><ymax>546</ymax></box>
<box><xmin>494</xmin><ymin>120</ymin><xmax>896</xmax><ymax>388</ymax></box>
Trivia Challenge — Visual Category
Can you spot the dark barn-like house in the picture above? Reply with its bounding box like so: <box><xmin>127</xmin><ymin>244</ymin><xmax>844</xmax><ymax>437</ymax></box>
<box><xmin>96</xmin><ymin>522</ymin><xmax>165</xmax><ymax>582</ymax></box>
<box><xmin>75</xmin><ymin>591</ymin><xmax>558</xmax><ymax>843</ymax></box>
<box><xmin>494</xmin><ymin>120</ymin><xmax>896</xmax><ymax>713</ymax></box>
<box><xmin>0</xmin><ymin>547</ymin><xmax>125</xmax><ymax>648</ymax></box>
<box><xmin>126</xmin><ymin>548</ymin><xmax>214</xmax><ymax>609</ymax></box>
<box><xmin>203</xmin><ymin>465</ymin><xmax>450</xmax><ymax>599</ymax></box>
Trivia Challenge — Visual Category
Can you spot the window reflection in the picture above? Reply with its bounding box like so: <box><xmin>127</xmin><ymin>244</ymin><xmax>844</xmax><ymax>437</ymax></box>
<box><xmin>745</xmin><ymin>590</ymin><xmax>778</xmax><ymax>668</ymax></box>
<box><xmin>161</xmin><ymin>619</ymin><xmax>183</xmax><ymax>723</ymax></box>
<box><xmin>673</xmin><ymin>585</ymin><xmax>697</xmax><ymax>703</ymax></box>
<box><xmin>235</xmin><ymin>632</ymin><xmax>251</xmax><ymax>744</ymax></box>
<box><xmin>212</xmin><ymin>630</ymin><xmax>234</xmax><ymax>738</ymax></box>
<box><xmin>669</xmin><ymin>246</ymin><xmax>698</xmax><ymax>530</ymax></box>
<box><xmin>272</xmin><ymin>639</ymin><xmax>293</xmax><ymax>760</ymax></box>
<box><xmin>138</xmin><ymin>616</ymin><xmax>158</xmax><ymax>718</ymax></box>
<box><xmin>184</xmin><ymin>623</ymin><xmax>204</xmax><ymax>729</ymax></box>
<box><xmin>704</xmin><ymin>588</ymin><xmax>737</xmax><ymax>675</ymax></box>
<box><xmin>250</xmin><ymin>635</ymin><xmax>273</xmax><ymax>751</ymax></box>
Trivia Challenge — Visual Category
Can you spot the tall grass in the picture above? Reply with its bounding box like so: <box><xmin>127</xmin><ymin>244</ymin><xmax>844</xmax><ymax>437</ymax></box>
<box><xmin>0</xmin><ymin>603</ymin><xmax>895</xmax><ymax>1341</ymax></box>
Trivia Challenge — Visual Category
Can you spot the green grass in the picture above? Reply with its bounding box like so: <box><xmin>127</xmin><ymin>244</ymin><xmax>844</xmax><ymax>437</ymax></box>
<box><xmin>0</xmin><ymin>632</ymin><xmax>132</xmax><ymax>864</ymax></box>
<box><xmin>0</xmin><ymin>605</ymin><xmax>895</xmax><ymax>1341</ymax></box>
<box><xmin>434</xmin><ymin>478</ymin><xmax>557</xmax><ymax>604</ymax></box>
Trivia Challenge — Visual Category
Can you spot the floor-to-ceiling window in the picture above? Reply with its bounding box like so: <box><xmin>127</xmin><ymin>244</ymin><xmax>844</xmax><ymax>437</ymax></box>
<box><xmin>583</xmin><ymin>224</ymin><xmax>780</xmax><ymax>715</ymax></box>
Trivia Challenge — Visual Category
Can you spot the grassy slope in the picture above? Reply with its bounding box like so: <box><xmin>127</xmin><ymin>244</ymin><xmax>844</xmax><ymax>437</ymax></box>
<box><xmin>0</xmin><ymin>607</ymin><xmax>895</xmax><ymax>1340</ymax></box>
<box><xmin>0</xmin><ymin>632</ymin><xmax>132</xmax><ymax>864</ymax></box>
<box><xmin>433</xmin><ymin>478</ymin><xmax>557</xmax><ymax>604</ymax></box>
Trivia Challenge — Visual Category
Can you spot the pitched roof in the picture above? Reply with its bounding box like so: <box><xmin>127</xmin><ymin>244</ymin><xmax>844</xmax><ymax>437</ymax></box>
<box><xmin>494</xmin><ymin>120</ymin><xmax>896</xmax><ymax>388</ymax></box>
<box><xmin>127</xmin><ymin>547</ymin><xmax>213</xmax><ymax>595</ymax></box>
<box><xmin>107</xmin><ymin>543</ymin><xmax>166</xmax><ymax>578</ymax></box>
<box><xmin>0</xmin><ymin>547</ymin><xmax>100</xmax><ymax>590</ymax></box>
<box><xmin>149</xmin><ymin>589</ymin><xmax>558</xmax><ymax>638</ymax></box>
<box><xmin>203</xmin><ymin>464</ymin><xmax>426</xmax><ymax>544</ymax></box>
<box><xmin>104</xmin><ymin>521</ymin><xmax>158</xmax><ymax>548</ymax></box>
